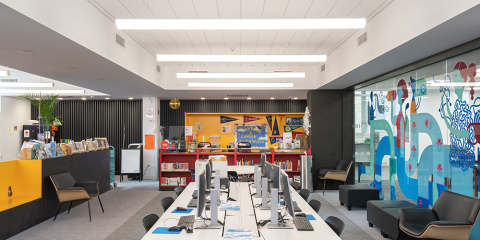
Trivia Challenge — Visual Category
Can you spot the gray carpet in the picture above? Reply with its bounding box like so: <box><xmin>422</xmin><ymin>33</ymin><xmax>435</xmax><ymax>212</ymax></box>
<box><xmin>9</xmin><ymin>179</ymin><xmax>380</xmax><ymax>240</ymax></box>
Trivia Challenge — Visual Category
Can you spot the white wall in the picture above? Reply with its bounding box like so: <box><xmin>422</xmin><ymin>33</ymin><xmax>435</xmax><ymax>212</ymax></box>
<box><xmin>142</xmin><ymin>97</ymin><xmax>160</xmax><ymax>180</ymax></box>
<box><xmin>0</xmin><ymin>96</ymin><xmax>31</xmax><ymax>161</ymax></box>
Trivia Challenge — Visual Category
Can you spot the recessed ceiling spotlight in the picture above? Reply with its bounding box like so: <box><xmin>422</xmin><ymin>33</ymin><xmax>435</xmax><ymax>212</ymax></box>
<box><xmin>293</xmin><ymin>97</ymin><xmax>298</xmax><ymax>100</ymax></box>
<box><xmin>224</xmin><ymin>97</ymin><xmax>228</xmax><ymax>100</ymax></box>
<box><xmin>105</xmin><ymin>97</ymin><xmax>110</xmax><ymax>100</ymax></box>
<box><xmin>81</xmin><ymin>97</ymin><xmax>87</xmax><ymax>100</ymax></box>
<box><xmin>201</xmin><ymin>97</ymin><xmax>205</xmax><ymax>100</ymax></box>
<box><xmin>270</xmin><ymin>97</ymin><xmax>275</xmax><ymax>100</ymax></box>
<box><xmin>128</xmin><ymin>97</ymin><xmax>133</xmax><ymax>100</ymax></box>
<box><xmin>247</xmin><ymin>97</ymin><xmax>252</xmax><ymax>100</ymax></box>
<box><xmin>58</xmin><ymin>98</ymin><xmax>63</xmax><ymax>100</ymax></box>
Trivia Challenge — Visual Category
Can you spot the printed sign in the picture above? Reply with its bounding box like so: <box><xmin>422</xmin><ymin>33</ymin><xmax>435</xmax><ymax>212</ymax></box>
<box><xmin>24</xmin><ymin>130</ymin><xmax>29</xmax><ymax>138</ymax></box>
<box><xmin>161</xmin><ymin>140</ymin><xmax>170</xmax><ymax>149</ymax></box>
<box><xmin>221</xmin><ymin>116</ymin><xmax>239</xmax><ymax>124</ymax></box>
<box><xmin>270</xmin><ymin>137</ymin><xmax>283</xmax><ymax>144</ymax></box>
<box><xmin>284</xmin><ymin>126</ymin><xmax>302</xmax><ymax>132</ymax></box>
<box><xmin>185</xmin><ymin>126</ymin><xmax>193</xmax><ymax>136</ymax></box>
<box><xmin>235</xmin><ymin>124</ymin><xmax>268</xmax><ymax>148</ymax></box>
<box><xmin>285</xmin><ymin>117</ymin><xmax>303</xmax><ymax>125</ymax></box>
<box><xmin>243</xmin><ymin>115</ymin><xmax>262</xmax><ymax>123</ymax></box>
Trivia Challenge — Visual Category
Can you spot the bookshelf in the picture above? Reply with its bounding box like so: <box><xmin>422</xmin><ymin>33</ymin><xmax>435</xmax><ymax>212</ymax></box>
<box><xmin>159</xmin><ymin>148</ymin><xmax>311</xmax><ymax>190</ymax></box>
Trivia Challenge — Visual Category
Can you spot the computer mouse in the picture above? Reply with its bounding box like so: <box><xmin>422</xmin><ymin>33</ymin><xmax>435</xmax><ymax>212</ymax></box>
<box><xmin>168</xmin><ymin>226</ymin><xmax>182</xmax><ymax>231</ymax></box>
<box><xmin>176</xmin><ymin>207</ymin><xmax>187</xmax><ymax>211</ymax></box>
<box><xmin>186</xmin><ymin>226</ymin><xmax>193</xmax><ymax>233</ymax></box>
<box><xmin>295</xmin><ymin>213</ymin><xmax>306</xmax><ymax>217</ymax></box>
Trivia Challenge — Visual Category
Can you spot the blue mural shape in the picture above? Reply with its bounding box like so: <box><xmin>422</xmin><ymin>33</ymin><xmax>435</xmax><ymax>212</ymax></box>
<box><xmin>235</xmin><ymin>124</ymin><xmax>268</xmax><ymax>148</ymax></box>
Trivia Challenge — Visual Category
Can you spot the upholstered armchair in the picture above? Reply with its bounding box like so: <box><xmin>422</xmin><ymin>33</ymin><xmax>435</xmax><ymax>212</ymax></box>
<box><xmin>314</xmin><ymin>160</ymin><xmax>352</xmax><ymax>195</ymax></box>
<box><xmin>399</xmin><ymin>191</ymin><xmax>480</xmax><ymax>240</ymax></box>
<box><xmin>50</xmin><ymin>171</ymin><xmax>104</xmax><ymax>221</ymax></box>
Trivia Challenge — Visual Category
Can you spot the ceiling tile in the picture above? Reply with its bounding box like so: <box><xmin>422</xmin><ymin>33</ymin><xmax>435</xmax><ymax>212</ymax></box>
<box><xmin>222</xmin><ymin>30</ymin><xmax>241</xmax><ymax>55</ymax></box>
<box><xmin>312</xmin><ymin>29</ymin><xmax>350</xmax><ymax>54</ymax></box>
<box><xmin>147</xmin><ymin>0</ymin><xmax>177</xmax><ymax>19</ymax></box>
<box><xmin>204</xmin><ymin>31</ymin><xmax>227</xmax><ymax>54</ymax></box>
<box><xmin>262</xmin><ymin>0</ymin><xmax>290</xmax><ymax>18</ymax></box>
<box><xmin>118</xmin><ymin>0</ymin><xmax>149</xmax><ymax>18</ymax></box>
<box><xmin>167</xmin><ymin>0</ymin><xmax>198</xmax><ymax>18</ymax></box>
<box><xmin>283</xmin><ymin>0</ymin><xmax>315</xmax><ymax>18</ymax></box>
<box><xmin>192</xmin><ymin>0</ymin><xmax>220</xmax><ymax>18</ymax></box>
<box><xmin>95</xmin><ymin>0</ymin><xmax>133</xmax><ymax>18</ymax></box>
<box><xmin>217</xmin><ymin>0</ymin><xmax>241</xmax><ymax>19</ymax></box>
<box><xmin>241</xmin><ymin>0</ymin><xmax>265</xmax><ymax>18</ymax></box>
<box><xmin>240</xmin><ymin>30</ymin><xmax>259</xmax><ymax>54</ymax></box>
<box><xmin>255</xmin><ymin>30</ymin><xmax>277</xmax><ymax>54</ymax></box>
<box><xmin>150</xmin><ymin>31</ymin><xmax>182</xmax><ymax>53</ymax></box>
<box><xmin>349</xmin><ymin>0</ymin><xmax>386</xmax><ymax>19</ymax></box>
<box><xmin>304</xmin><ymin>0</ymin><xmax>336</xmax><ymax>18</ymax></box>
<box><xmin>185</xmin><ymin>31</ymin><xmax>212</xmax><ymax>54</ymax></box>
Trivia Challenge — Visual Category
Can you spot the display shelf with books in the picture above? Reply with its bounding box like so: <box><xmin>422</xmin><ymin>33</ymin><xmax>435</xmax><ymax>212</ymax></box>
<box><xmin>159</xmin><ymin>148</ymin><xmax>310</xmax><ymax>190</ymax></box>
<box><xmin>19</xmin><ymin>138</ymin><xmax>109</xmax><ymax>160</ymax></box>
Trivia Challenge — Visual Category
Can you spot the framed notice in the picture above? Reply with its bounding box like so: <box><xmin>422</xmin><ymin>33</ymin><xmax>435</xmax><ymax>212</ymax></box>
<box><xmin>185</xmin><ymin>126</ymin><xmax>193</xmax><ymax>136</ymax></box>
<box><xmin>234</xmin><ymin>124</ymin><xmax>268</xmax><ymax>148</ymax></box>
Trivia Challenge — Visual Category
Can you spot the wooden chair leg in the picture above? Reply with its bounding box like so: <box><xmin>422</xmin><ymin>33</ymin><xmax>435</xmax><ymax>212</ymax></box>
<box><xmin>53</xmin><ymin>202</ymin><xmax>63</xmax><ymax>221</ymax></box>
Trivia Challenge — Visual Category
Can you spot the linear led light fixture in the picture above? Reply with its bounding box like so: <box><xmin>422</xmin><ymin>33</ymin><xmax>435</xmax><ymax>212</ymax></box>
<box><xmin>0</xmin><ymin>82</ymin><xmax>54</xmax><ymax>87</ymax></box>
<box><xmin>188</xmin><ymin>82</ymin><xmax>293</xmax><ymax>88</ymax></box>
<box><xmin>116</xmin><ymin>18</ymin><xmax>366</xmax><ymax>30</ymax></box>
<box><xmin>177</xmin><ymin>72</ymin><xmax>305</xmax><ymax>79</ymax></box>
<box><xmin>0</xmin><ymin>89</ymin><xmax>85</xmax><ymax>94</ymax></box>
<box><xmin>0</xmin><ymin>70</ymin><xmax>10</xmax><ymax>76</ymax></box>
<box><xmin>158</xmin><ymin>54</ymin><xmax>326</xmax><ymax>62</ymax></box>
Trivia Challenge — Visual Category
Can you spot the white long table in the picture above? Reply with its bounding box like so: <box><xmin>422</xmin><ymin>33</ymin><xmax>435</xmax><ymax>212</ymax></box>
<box><xmin>142</xmin><ymin>182</ymin><xmax>340</xmax><ymax>240</ymax></box>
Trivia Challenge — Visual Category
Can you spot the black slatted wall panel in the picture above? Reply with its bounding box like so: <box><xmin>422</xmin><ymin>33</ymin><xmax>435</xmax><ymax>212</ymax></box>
<box><xmin>160</xmin><ymin>100</ymin><xmax>307</xmax><ymax>126</ymax></box>
<box><xmin>31</xmin><ymin>100</ymin><xmax>142</xmax><ymax>174</ymax></box>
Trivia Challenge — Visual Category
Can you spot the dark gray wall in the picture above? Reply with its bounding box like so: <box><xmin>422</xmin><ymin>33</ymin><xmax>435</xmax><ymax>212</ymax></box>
<box><xmin>161</xmin><ymin>100</ymin><xmax>307</xmax><ymax>126</ymax></box>
<box><xmin>308</xmin><ymin>90</ymin><xmax>354</xmax><ymax>190</ymax></box>
<box><xmin>31</xmin><ymin>100</ymin><xmax>142</xmax><ymax>173</ymax></box>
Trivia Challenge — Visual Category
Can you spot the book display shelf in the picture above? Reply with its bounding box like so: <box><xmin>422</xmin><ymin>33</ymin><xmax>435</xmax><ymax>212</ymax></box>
<box><xmin>159</xmin><ymin>148</ymin><xmax>311</xmax><ymax>190</ymax></box>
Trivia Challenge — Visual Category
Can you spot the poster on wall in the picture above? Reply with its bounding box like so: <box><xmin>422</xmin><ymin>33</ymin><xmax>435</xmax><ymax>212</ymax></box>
<box><xmin>270</xmin><ymin>137</ymin><xmax>283</xmax><ymax>144</ymax></box>
<box><xmin>222</xmin><ymin>126</ymin><xmax>231</xmax><ymax>133</ymax></box>
<box><xmin>195</xmin><ymin>122</ymin><xmax>202</xmax><ymax>130</ymax></box>
<box><xmin>285</xmin><ymin>117</ymin><xmax>303</xmax><ymax>125</ymax></box>
<box><xmin>272</xmin><ymin>117</ymin><xmax>280</xmax><ymax>136</ymax></box>
<box><xmin>266</xmin><ymin>115</ymin><xmax>273</xmax><ymax>130</ymax></box>
<box><xmin>185</xmin><ymin>126</ymin><xmax>193</xmax><ymax>136</ymax></box>
<box><xmin>234</xmin><ymin>124</ymin><xmax>268</xmax><ymax>148</ymax></box>
<box><xmin>244</xmin><ymin>115</ymin><xmax>262</xmax><ymax>123</ymax></box>
<box><xmin>221</xmin><ymin>116</ymin><xmax>238</xmax><ymax>124</ymax></box>
<box><xmin>284</xmin><ymin>126</ymin><xmax>301</xmax><ymax>132</ymax></box>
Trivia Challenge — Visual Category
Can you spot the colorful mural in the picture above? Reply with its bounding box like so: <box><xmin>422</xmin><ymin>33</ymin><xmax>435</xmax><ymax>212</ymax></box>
<box><xmin>355</xmin><ymin>50</ymin><xmax>480</xmax><ymax>240</ymax></box>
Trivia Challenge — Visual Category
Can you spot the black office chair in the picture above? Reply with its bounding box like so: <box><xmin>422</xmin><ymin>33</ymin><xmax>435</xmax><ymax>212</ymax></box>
<box><xmin>161</xmin><ymin>197</ymin><xmax>175</xmax><ymax>212</ymax></box>
<box><xmin>308</xmin><ymin>199</ymin><xmax>322</xmax><ymax>213</ymax></box>
<box><xmin>299</xmin><ymin>189</ymin><xmax>310</xmax><ymax>201</ymax></box>
<box><xmin>290</xmin><ymin>182</ymin><xmax>300</xmax><ymax>191</ymax></box>
<box><xmin>174</xmin><ymin>187</ymin><xmax>185</xmax><ymax>197</ymax></box>
<box><xmin>190</xmin><ymin>168</ymin><xmax>195</xmax><ymax>181</ymax></box>
<box><xmin>228</xmin><ymin>171</ymin><xmax>238</xmax><ymax>182</ymax></box>
<box><xmin>325</xmin><ymin>216</ymin><xmax>345</xmax><ymax>237</ymax></box>
<box><xmin>142</xmin><ymin>214</ymin><xmax>159</xmax><ymax>232</ymax></box>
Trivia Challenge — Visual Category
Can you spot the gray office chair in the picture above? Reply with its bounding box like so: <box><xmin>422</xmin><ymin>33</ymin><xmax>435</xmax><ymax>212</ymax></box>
<box><xmin>299</xmin><ymin>189</ymin><xmax>310</xmax><ymax>201</ymax></box>
<box><xmin>174</xmin><ymin>187</ymin><xmax>185</xmax><ymax>197</ymax></box>
<box><xmin>161</xmin><ymin>197</ymin><xmax>175</xmax><ymax>212</ymax></box>
<box><xmin>291</xmin><ymin>182</ymin><xmax>301</xmax><ymax>191</ymax></box>
<box><xmin>325</xmin><ymin>216</ymin><xmax>345</xmax><ymax>237</ymax></box>
<box><xmin>142</xmin><ymin>214</ymin><xmax>159</xmax><ymax>232</ymax></box>
<box><xmin>308</xmin><ymin>199</ymin><xmax>321</xmax><ymax>213</ymax></box>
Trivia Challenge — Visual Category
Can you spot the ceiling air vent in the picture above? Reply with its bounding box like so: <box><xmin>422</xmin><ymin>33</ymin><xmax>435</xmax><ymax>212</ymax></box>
<box><xmin>156</xmin><ymin>65</ymin><xmax>161</xmax><ymax>73</ymax></box>
<box><xmin>358</xmin><ymin>32</ymin><xmax>367</xmax><ymax>46</ymax></box>
<box><xmin>116</xmin><ymin>34</ymin><xmax>125</xmax><ymax>48</ymax></box>
<box><xmin>321</xmin><ymin>64</ymin><xmax>326</xmax><ymax>72</ymax></box>
<box><xmin>227</xmin><ymin>94</ymin><xmax>249</xmax><ymax>98</ymax></box>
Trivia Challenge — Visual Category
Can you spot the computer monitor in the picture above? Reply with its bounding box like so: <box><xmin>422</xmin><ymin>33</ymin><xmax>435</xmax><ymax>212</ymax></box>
<box><xmin>205</xmin><ymin>161</ymin><xmax>212</xmax><ymax>190</ymax></box>
<box><xmin>265</xmin><ymin>162</ymin><xmax>272</xmax><ymax>180</ymax></box>
<box><xmin>271</xmin><ymin>164</ymin><xmax>280</xmax><ymax>191</ymax></box>
<box><xmin>260</xmin><ymin>154</ymin><xmax>266</xmax><ymax>174</ymax></box>
<box><xmin>280</xmin><ymin>171</ymin><xmax>295</xmax><ymax>217</ymax></box>
<box><xmin>197</xmin><ymin>169</ymin><xmax>206</xmax><ymax>218</ymax></box>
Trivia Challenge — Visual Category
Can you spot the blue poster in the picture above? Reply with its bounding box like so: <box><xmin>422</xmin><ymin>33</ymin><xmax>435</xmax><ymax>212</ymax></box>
<box><xmin>235</xmin><ymin>124</ymin><xmax>268</xmax><ymax>148</ymax></box>
<box><xmin>272</xmin><ymin>117</ymin><xmax>280</xmax><ymax>136</ymax></box>
<box><xmin>221</xmin><ymin>116</ymin><xmax>239</xmax><ymax>124</ymax></box>
<box><xmin>285</xmin><ymin>117</ymin><xmax>303</xmax><ymax>125</ymax></box>
<box><xmin>270</xmin><ymin>137</ymin><xmax>283</xmax><ymax>144</ymax></box>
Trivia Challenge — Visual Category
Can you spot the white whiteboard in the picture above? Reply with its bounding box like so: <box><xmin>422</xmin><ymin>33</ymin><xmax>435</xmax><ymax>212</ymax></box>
<box><xmin>121</xmin><ymin>149</ymin><xmax>141</xmax><ymax>174</ymax></box>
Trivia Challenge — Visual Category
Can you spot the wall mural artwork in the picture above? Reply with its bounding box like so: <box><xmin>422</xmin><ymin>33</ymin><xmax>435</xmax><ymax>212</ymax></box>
<box><xmin>356</xmin><ymin>58</ymin><xmax>480</xmax><ymax>213</ymax></box>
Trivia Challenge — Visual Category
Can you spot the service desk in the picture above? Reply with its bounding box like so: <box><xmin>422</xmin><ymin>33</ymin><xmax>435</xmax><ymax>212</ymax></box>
<box><xmin>0</xmin><ymin>150</ymin><xmax>110</xmax><ymax>240</ymax></box>
<box><xmin>143</xmin><ymin>182</ymin><xmax>340</xmax><ymax>240</ymax></box>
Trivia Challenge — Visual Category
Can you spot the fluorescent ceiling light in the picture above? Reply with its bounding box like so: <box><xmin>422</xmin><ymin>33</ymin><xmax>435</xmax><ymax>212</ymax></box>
<box><xmin>0</xmin><ymin>82</ymin><xmax>54</xmax><ymax>88</ymax></box>
<box><xmin>188</xmin><ymin>82</ymin><xmax>293</xmax><ymax>88</ymax></box>
<box><xmin>0</xmin><ymin>89</ymin><xmax>85</xmax><ymax>94</ymax></box>
<box><xmin>116</xmin><ymin>18</ymin><xmax>366</xmax><ymax>30</ymax></box>
<box><xmin>177</xmin><ymin>72</ymin><xmax>305</xmax><ymax>78</ymax></box>
<box><xmin>159</xmin><ymin>54</ymin><xmax>326</xmax><ymax>62</ymax></box>
<box><xmin>0</xmin><ymin>70</ymin><xmax>10</xmax><ymax>76</ymax></box>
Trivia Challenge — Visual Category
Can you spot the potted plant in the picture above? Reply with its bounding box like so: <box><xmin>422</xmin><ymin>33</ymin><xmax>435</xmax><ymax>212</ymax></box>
<box><xmin>20</xmin><ymin>93</ymin><xmax>61</xmax><ymax>142</ymax></box>
<box><xmin>189</xmin><ymin>139</ymin><xmax>199</xmax><ymax>153</ymax></box>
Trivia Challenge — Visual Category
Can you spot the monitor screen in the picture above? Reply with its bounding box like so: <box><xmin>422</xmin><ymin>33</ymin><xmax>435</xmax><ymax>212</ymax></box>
<box><xmin>197</xmin><ymin>170</ymin><xmax>206</xmax><ymax>218</ymax></box>
<box><xmin>261</xmin><ymin>155</ymin><xmax>267</xmax><ymax>177</ymax></box>
<box><xmin>271</xmin><ymin>164</ymin><xmax>280</xmax><ymax>191</ymax></box>
<box><xmin>205</xmin><ymin>161</ymin><xmax>212</xmax><ymax>190</ymax></box>
<box><xmin>280</xmin><ymin>171</ymin><xmax>295</xmax><ymax>217</ymax></box>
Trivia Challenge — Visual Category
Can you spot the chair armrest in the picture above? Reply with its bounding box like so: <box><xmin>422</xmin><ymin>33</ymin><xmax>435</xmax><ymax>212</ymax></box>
<box><xmin>60</xmin><ymin>187</ymin><xmax>85</xmax><ymax>191</ymax></box>
<box><xmin>323</xmin><ymin>170</ymin><xmax>347</xmax><ymax>181</ymax></box>
<box><xmin>56</xmin><ymin>188</ymin><xmax>91</xmax><ymax>202</ymax></box>
<box><xmin>400</xmin><ymin>208</ymin><xmax>439</xmax><ymax>236</ymax></box>
<box><xmin>428</xmin><ymin>221</ymin><xmax>472</xmax><ymax>227</ymax></box>
<box><xmin>74</xmin><ymin>181</ymin><xmax>99</xmax><ymax>197</ymax></box>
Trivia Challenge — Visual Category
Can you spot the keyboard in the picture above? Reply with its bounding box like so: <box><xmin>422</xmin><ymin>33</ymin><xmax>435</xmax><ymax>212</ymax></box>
<box><xmin>293</xmin><ymin>202</ymin><xmax>301</xmax><ymax>212</ymax></box>
<box><xmin>293</xmin><ymin>217</ymin><xmax>314</xmax><ymax>231</ymax></box>
<box><xmin>177</xmin><ymin>215</ymin><xmax>195</xmax><ymax>229</ymax></box>
<box><xmin>187</xmin><ymin>199</ymin><xmax>197</xmax><ymax>208</ymax></box>
<box><xmin>192</xmin><ymin>190</ymin><xmax>197</xmax><ymax>199</ymax></box>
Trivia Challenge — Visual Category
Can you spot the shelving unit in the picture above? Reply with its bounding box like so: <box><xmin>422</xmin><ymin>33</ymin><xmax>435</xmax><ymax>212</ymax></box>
<box><xmin>159</xmin><ymin>148</ymin><xmax>310</xmax><ymax>190</ymax></box>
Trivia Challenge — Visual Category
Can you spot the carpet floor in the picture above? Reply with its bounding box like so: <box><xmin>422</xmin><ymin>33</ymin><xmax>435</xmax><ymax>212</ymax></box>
<box><xmin>9</xmin><ymin>178</ymin><xmax>386</xmax><ymax>240</ymax></box>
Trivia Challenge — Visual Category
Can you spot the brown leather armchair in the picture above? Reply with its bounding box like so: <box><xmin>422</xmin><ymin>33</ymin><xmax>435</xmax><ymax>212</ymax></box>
<box><xmin>50</xmin><ymin>171</ymin><xmax>104</xmax><ymax>221</ymax></box>
<box><xmin>314</xmin><ymin>160</ymin><xmax>352</xmax><ymax>195</ymax></box>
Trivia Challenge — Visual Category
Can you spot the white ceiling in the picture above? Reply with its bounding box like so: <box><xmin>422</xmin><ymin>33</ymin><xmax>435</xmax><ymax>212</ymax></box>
<box><xmin>91</xmin><ymin>0</ymin><xmax>393</xmax><ymax>67</ymax></box>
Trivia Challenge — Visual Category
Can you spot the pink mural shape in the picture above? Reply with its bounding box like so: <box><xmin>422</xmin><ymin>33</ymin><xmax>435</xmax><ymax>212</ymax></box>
<box><xmin>437</xmin><ymin>139</ymin><xmax>442</xmax><ymax>146</ymax></box>
<box><xmin>412</xmin><ymin>146</ymin><xmax>417</xmax><ymax>152</ymax></box>
<box><xmin>425</xmin><ymin>118</ymin><xmax>429</xmax><ymax>128</ymax></box>
<box><xmin>409</xmin><ymin>164</ymin><xmax>412</xmax><ymax>172</ymax></box>
<box><xmin>412</xmin><ymin>122</ymin><xmax>416</xmax><ymax>128</ymax></box>
<box><xmin>467</xmin><ymin>123</ymin><xmax>480</xmax><ymax>145</ymax></box>
<box><xmin>437</xmin><ymin>164</ymin><xmax>443</xmax><ymax>171</ymax></box>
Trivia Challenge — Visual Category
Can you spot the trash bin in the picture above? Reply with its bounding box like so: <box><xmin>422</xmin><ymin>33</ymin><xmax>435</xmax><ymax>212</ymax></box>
<box><xmin>300</xmin><ymin>155</ymin><xmax>313</xmax><ymax>192</ymax></box>
<box><xmin>109</xmin><ymin>146</ymin><xmax>117</xmax><ymax>188</ymax></box>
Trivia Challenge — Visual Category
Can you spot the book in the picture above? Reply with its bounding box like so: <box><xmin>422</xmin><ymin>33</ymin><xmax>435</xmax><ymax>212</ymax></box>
<box><xmin>43</xmin><ymin>147</ymin><xmax>52</xmax><ymax>158</ymax></box>
<box><xmin>50</xmin><ymin>142</ymin><xmax>56</xmax><ymax>157</ymax></box>
<box><xmin>56</xmin><ymin>144</ymin><xmax>65</xmax><ymax>157</ymax></box>
<box><xmin>161</xmin><ymin>177</ymin><xmax>167</xmax><ymax>186</ymax></box>
<box><xmin>60</xmin><ymin>144</ymin><xmax>68</xmax><ymax>155</ymax></box>
<box><xmin>37</xmin><ymin>149</ymin><xmax>47</xmax><ymax>159</ymax></box>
